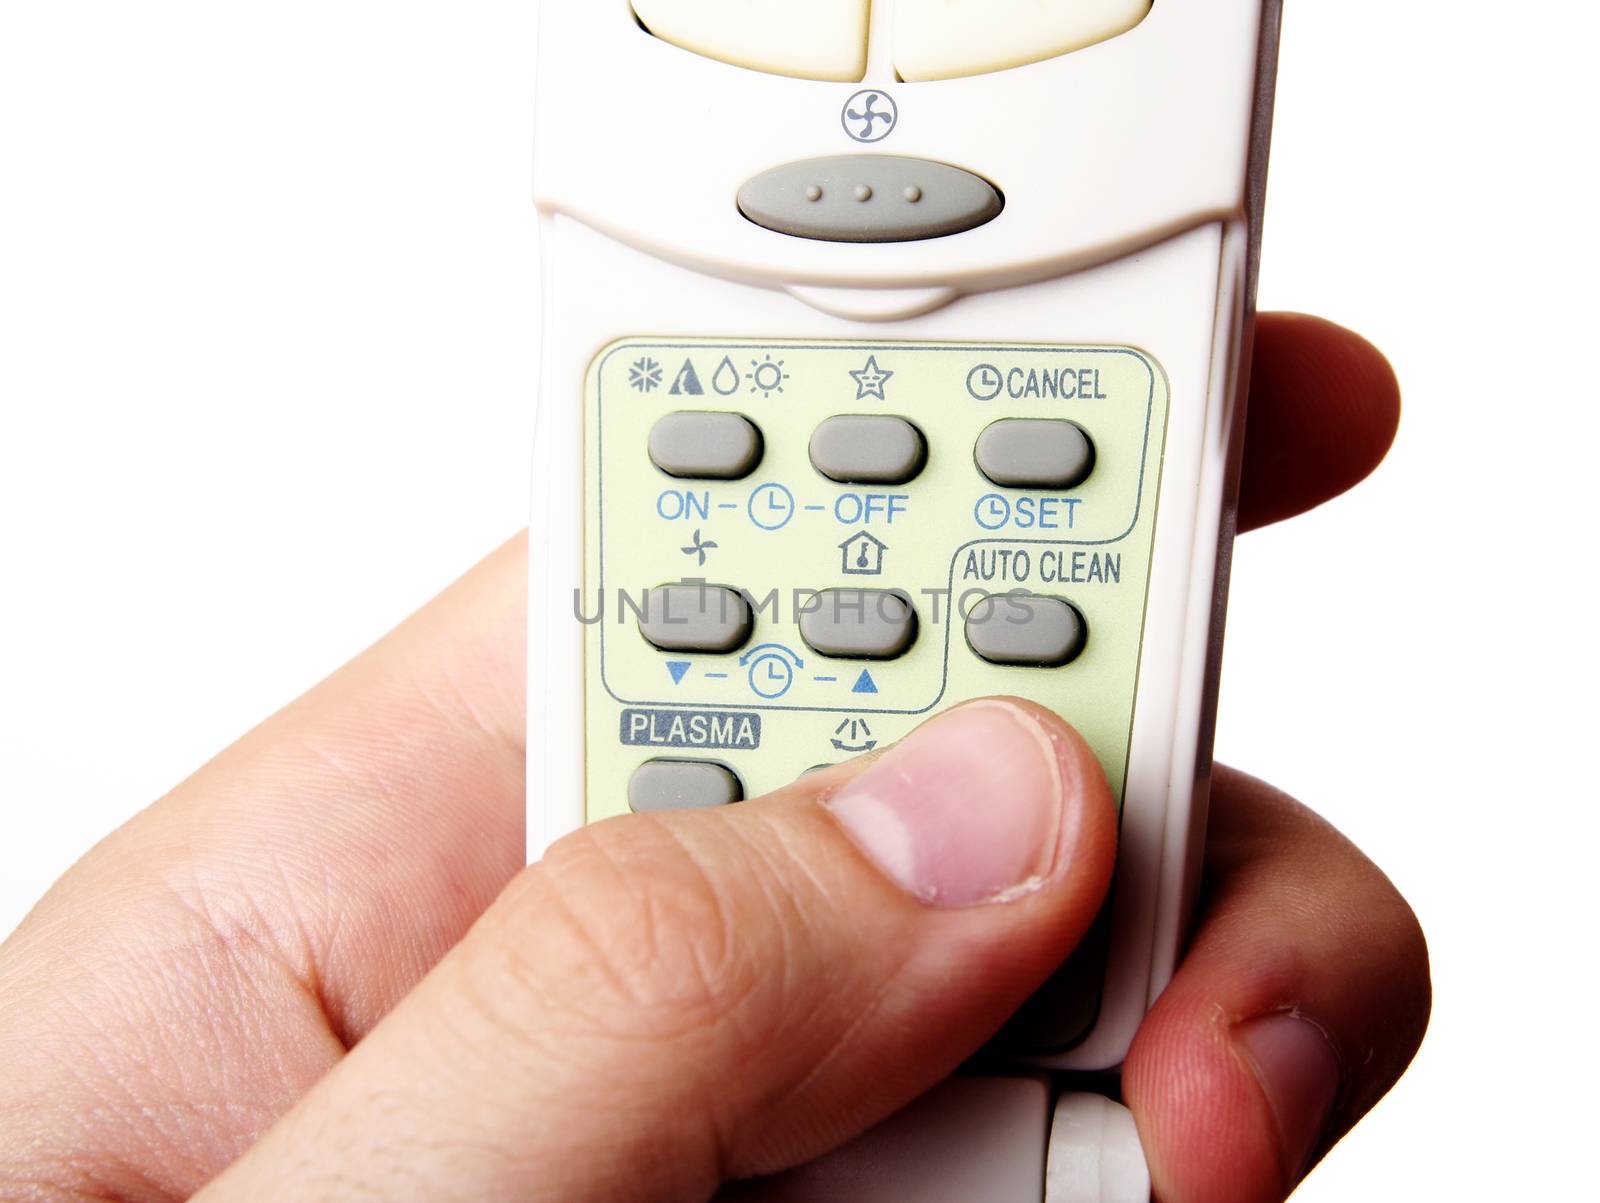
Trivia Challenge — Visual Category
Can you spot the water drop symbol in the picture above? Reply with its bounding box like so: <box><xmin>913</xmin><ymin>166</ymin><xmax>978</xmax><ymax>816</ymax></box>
<box><xmin>711</xmin><ymin>356</ymin><xmax>741</xmax><ymax>396</ymax></box>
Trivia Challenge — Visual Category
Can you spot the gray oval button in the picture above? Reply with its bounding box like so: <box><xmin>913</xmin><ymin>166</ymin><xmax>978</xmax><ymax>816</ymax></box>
<box><xmin>637</xmin><ymin>584</ymin><xmax>753</xmax><ymax>653</ymax></box>
<box><xmin>739</xmin><ymin>155</ymin><xmax>1002</xmax><ymax>243</ymax></box>
<box><xmin>975</xmin><ymin>419</ymin><xmax>1095</xmax><ymax>489</ymax></box>
<box><xmin>628</xmin><ymin>760</ymin><xmax>743</xmax><ymax>812</ymax></box>
<box><xmin>649</xmin><ymin>411</ymin><xmax>763</xmax><ymax>479</ymax></box>
<box><xmin>966</xmin><ymin>594</ymin><xmax>1086</xmax><ymax>667</ymax></box>
<box><xmin>799</xmin><ymin>589</ymin><xmax>917</xmax><ymax>659</ymax></box>
<box><xmin>810</xmin><ymin>415</ymin><xmax>926</xmax><ymax>484</ymax></box>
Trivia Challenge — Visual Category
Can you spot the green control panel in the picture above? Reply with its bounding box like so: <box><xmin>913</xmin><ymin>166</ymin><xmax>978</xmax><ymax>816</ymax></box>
<box><xmin>581</xmin><ymin>338</ymin><xmax>1169</xmax><ymax>1047</ymax></box>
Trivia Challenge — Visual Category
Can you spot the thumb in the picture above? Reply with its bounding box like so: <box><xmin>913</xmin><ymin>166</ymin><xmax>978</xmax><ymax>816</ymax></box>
<box><xmin>195</xmin><ymin>698</ymin><xmax>1118</xmax><ymax>1203</ymax></box>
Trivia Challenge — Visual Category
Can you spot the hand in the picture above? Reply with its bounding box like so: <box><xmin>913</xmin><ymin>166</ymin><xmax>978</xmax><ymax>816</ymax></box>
<box><xmin>0</xmin><ymin>314</ymin><xmax>1425</xmax><ymax>1203</ymax></box>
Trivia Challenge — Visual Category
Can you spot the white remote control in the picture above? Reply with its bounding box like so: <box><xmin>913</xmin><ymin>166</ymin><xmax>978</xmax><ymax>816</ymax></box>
<box><xmin>528</xmin><ymin>3</ymin><xmax>1281</xmax><ymax>1199</ymax></box>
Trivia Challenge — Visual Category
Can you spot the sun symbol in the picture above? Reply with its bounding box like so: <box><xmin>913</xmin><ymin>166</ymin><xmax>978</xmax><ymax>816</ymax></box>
<box><xmin>748</xmin><ymin>355</ymin><xmax>789</xmax><ymax>397</ymax></box>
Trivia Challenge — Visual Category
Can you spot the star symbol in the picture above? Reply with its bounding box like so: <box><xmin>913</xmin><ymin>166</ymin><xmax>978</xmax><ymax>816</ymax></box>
<box><xmin>849</xmin><ymin>355</ymin><xmax>894</xmax><ymax>401</ymax></box>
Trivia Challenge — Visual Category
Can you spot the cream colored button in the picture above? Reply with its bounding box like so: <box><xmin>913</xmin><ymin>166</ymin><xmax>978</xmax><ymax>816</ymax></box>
<box><xmin>633</xmin><ymin>0</ymin><xmax>869</xmax><ymax>82</ymax></box>
<box><xmin>894</xmin><ymin>0</ymin><xmax>1151</xmax><ymax>82</ymax></box>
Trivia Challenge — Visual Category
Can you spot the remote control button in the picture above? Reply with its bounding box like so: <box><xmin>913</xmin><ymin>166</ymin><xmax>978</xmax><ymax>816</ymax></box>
<box><xmin>738</xmin><ymin>156</ymin><xmax>1002</xmax><ymax>244</ymax></box>
<box><xmin>637</xmin><ymin>585</ymin><xmax>752</xmax><ymax>654</ymax></box>
<box><xmin>724</xmin><ymin>1076</ymin><xmax>1050</xmax><ymax>1202</ymax></box>
<box><xmin>894</xmin><ymin>0</ymin><xmax>1152</xmax><ymax>81</ymax></box>
<box><xmin>628</xmin><ymin>760</ymin><xmax>743</xmax><ymax>812</ymax></box>
<box><xmin>799</xmin><ymin>590</ymin><xmax>917</xmax><ymax>659</ymax></box>
<box><xmin>966</xmin><ymin>595</ymin><xmax>1087</xmax><ymax>667</ymax></box>
<box><xmin>632</xmin><ymin>0</ymin><xmax>869</xmax><ymax>82</ymax></box>
<box><xmin>649</xmin><ymin>411</ymin><xmax>763</xmax><ymax>480</ymax></box>
<box><xmin>809</xmin><ymin>415</ymin><xmax>927</xmax><ymax>484</ymax></box>
<box><xmin>975</xmin><ymin>419</ymin><xmax>1095</xmax><ymax>489</ymax></box>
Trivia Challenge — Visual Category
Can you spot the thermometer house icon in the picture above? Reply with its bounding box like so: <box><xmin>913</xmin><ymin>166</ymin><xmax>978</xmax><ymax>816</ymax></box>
<box><xmin>839</xmin><ymin>530</ymin><xmax>887</xmax><ymax>576</ymax></box>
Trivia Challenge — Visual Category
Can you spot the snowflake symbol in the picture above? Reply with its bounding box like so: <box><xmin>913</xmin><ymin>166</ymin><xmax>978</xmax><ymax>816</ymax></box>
<box><xmin>628</xmin><ymin>357</ymin><xmax>663</xmax><ymax>393</ymax></box>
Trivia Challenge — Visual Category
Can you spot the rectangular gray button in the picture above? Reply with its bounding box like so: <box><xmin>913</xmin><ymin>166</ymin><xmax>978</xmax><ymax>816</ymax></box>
<box><xmin>649</xmin><ymin>411</ymin><xmax>763</xmax><ymax>479</ymax></box>
<box><xmin>637</xmin><ymin>585</ymin><xmax>753</xmax><ymax>653</ymax></box>
<box><xmin>975</xmin><ymin>419</ymin><xmax>1094</xmax><ymax>489</ymax></box>
<box><xmin>810</xmin><ymin>415</ymin><xmax>926</xmax><ymax>484</ymax></box>
<box><xmin>799</xmin><ymin>589</ymin><xmax>916</xmax><ymax>659</ymax></box>
<box><xmin>628</xmin><ymin>760</ymin><xmax>743</xmax><ymax>812</ymax></box>
<box><xmin>966</xmin><ymin>594</ymin><xmax>1086</xmax><ymax>666</ymax></box>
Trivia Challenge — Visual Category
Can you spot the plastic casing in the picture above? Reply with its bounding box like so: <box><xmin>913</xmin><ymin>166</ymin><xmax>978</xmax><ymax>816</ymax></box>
<box><xmin>529</xmin><ymin>0</ymin><xmax>1281</xmax><ymax>1072</ymax></box>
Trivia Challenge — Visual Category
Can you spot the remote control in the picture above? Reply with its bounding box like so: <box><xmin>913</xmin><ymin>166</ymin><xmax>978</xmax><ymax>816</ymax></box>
<box><xmin>529</xmin><ymin>3</ymin><xmax>1281</xmax><ymax>1199</ymax></box>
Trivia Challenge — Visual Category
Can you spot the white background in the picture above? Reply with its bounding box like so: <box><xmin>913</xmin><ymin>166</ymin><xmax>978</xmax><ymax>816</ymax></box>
<box><xmin>1</xmin><ymin>3</ymin><xmax>1595</xmax><ymax>1199</ymax></box>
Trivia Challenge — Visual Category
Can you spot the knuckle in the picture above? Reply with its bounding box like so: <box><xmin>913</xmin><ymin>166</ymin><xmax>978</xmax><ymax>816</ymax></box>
<box><xmin>1317</xmin><ymin>829</ymin><xmax>1431</xmax><ymax>1010</ymax></box>
<box><xmin>462</xmin><ymin>815</ymin><xmax>786</xmax><ymax>1053</ymax></box>
<box><xmin>1314</xmin><ymin>844</ymin><xmax>1432</xmax><ymax>1116</ymax></box>
<box><xmin>1359</xmin><ymin>868</ymin><xmax>1432</xmax><ymax>1027</ymax></box>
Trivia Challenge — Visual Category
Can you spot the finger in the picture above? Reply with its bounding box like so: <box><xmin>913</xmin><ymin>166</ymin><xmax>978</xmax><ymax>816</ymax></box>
<box><xmin>1238</xmin><ymin>313</ymin><xmax>1401</xmax><ymax>532</ymax></box>
<box><xmin>7</xmin><ymin>535</ymin><xmax>529</xmax><ymax>1033</ymax></box>
<box><xmin>1122</xmin><ymin>766</ymin><xmax>1431</xmax><ymax>1203</ymax></box>
<box><xmin>194</xmin><ymin>699</ymin><xmax>1118</xmax><ymax>1203</ymax></box>
<box><xmin>0</xmin><ymin>537</ymin><xmax>529</xmax><ymax>1198</ymax></box>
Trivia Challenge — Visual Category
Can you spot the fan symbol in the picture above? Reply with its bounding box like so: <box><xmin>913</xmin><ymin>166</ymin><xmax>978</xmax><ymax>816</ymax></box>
<box><xmin>681</xmin><ymin>529</ymin><xmax>718</xmax><ymax>566</ymax></box>
<box><xmin>842</xmin><ymin>90</ymin><xmax>897</xmax><ymax>143</ymax></box>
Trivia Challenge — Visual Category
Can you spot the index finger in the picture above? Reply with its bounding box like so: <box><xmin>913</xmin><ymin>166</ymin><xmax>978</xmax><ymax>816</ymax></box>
<box><xmin>1122</xmin><ymin>767</ymin><xmax>1430</xmax><ymax>1203</ymax></box>
<box><xmin>1238</xmin><ymin>313</ymin><xmax>1400</xmax><ymax>531</ymax></box>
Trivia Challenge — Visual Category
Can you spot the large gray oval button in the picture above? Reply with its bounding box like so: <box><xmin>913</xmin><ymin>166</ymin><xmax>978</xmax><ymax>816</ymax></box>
<box><xmin>975</xmin><ymin>419</ymin><xmax>1095</xmax><ymax>489</ymax></box>
<box><xmin>637</xmin><ymin>585</ymin><xmax>753</xmax><ymax>653</ymax></box>
<box><xmin>810</xmin><ymin>415</ymin><xmax>926</xmax><ymax>484</ymax></box>
<box><xmin>799</xmin><ymin>589</ymin><xmax>917</xmax><ymax>659</ymax></box>
<box><xmin>628</xmin><ymin>760</ymin><xmax>743</xmax><ymax>812</ymax></box>
<box><xmin>739</xmin><ymin>155</ymin><xmax>1002</xmax><ymax>243</ymax></box>
<box><xmin>649</xmin><ymin>411</ymin><xmax>763</xmax><ymax>479</ymax></box>
<box><xmin>966</xmin><ymin>594</ymin><xmax>1086</xmax><ymax>667</ymax></box>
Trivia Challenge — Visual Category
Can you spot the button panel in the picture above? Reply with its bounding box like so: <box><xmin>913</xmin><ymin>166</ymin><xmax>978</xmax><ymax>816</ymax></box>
<box><xmin>588</xmin><ymin>339</ymin><xmax>1169</xmax><ymax>1057</ymax></box>
<box><xmin>628</xmin><ymin>760</ymin><xmax>743</xmax><ymax>812</ymax></box>
<box><xmin>636</xmin><ymin>585</ymin><xmax>752</xmax><ymax>654</ymax></box>
<box><xmin>894</xmin><ymin>0</ymin><xmax>1153</xmax><ymax>82</ymax></box>
<box><xmin>810</xmin><ymin>415</ymin><xmax>927</xmax><ymax>485</ymax></box>
<box><xmin>588</xmin><ymin>339</ymin><xmax>1165</xmax><ymax>807</ymax></box>
<box><xmin>975</xmin><ymin>419</ymin><xmax>1095</xmax><ymax>489</ymax></box>
<box><xmin>632</xmin><ymin>0</ymin><xmax>869</xmax><ymax>82</ymax></box>
<box><xmin>650</xmin><ymin>411</ymin><xmax>763</xmax><ymax>480</ymax></box>
<box><xmin>739</xmin><ymin>156</ymin><xmax>1003</xmax><ymax>244</ymax></box>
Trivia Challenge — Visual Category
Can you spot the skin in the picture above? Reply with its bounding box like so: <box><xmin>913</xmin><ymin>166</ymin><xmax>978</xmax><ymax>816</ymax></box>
<box><xmin>0</xmin><ymin>313</ymin><xmax>1427</xmax><ymax>1203</ymax></box>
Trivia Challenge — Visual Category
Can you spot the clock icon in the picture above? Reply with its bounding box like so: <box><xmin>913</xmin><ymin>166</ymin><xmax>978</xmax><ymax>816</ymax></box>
<box><xmin>748</xmin><ymin>482</ymin><xmax>796</xmax><ymax>531</ymax></box>
<box><xmin>966</xmin><ymin>363</ymin><xmax>1004</xmax><ymax>401</ymax></box>
<box><xmin>975</xmin><ymin>492</ymin><xmax>1012</xmax><ymax>531</ymax></box>
<box><xmin>750</xmin><ymin>655</ymin><xmax>794</xmax><ymax>699</ymax></box>
<box><xmin>739</xmin><ymin>642</ymin><xmax>804</xmax><ymax>700</ymax></box>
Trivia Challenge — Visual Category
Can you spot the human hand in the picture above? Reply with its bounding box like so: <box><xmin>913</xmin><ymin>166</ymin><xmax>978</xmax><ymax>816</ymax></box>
<box><xmin>0</xmin><ymin>314</ymin><xmax>1424</xmax><ymax>1203</ymax></box>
